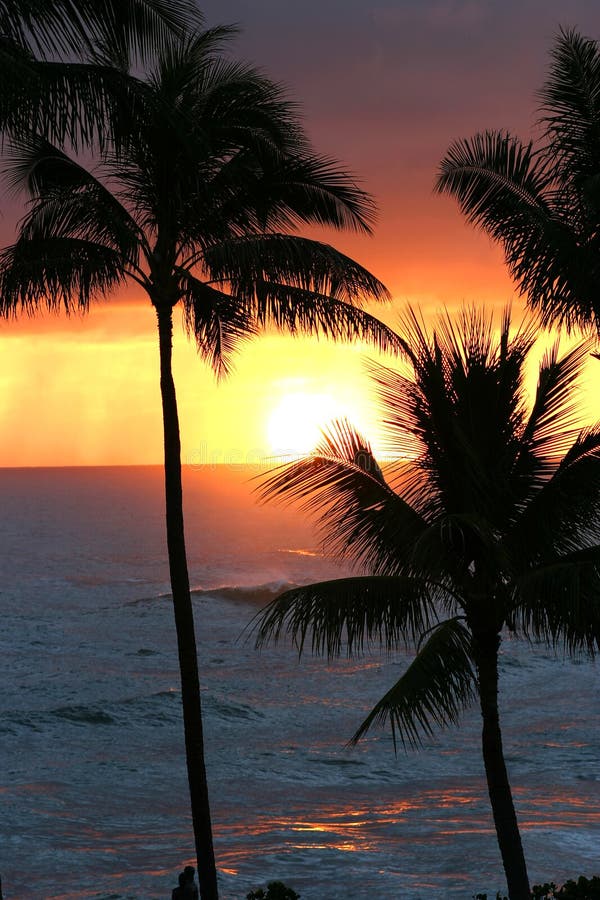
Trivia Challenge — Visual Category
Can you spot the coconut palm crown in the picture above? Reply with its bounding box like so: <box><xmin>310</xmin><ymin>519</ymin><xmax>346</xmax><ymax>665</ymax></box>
<box><xmin>436</xmin><ymin>28</ymin><xmax>600</xmax><ymax>334</ymax></box>
<box><xmin>255</xmin><ymin>307</ymin><xmax>600</xmax><ymax>900</ymax></box>
<box><xmin>0</xmin><ymin>22</ymin><xmax>397</xmax><ymax>900</ymax></box>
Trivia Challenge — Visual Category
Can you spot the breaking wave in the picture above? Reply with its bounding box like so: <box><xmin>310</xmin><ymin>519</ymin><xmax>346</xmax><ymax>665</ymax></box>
<box><xmin>191</xmin><ymin>580</ymin><xmax>298</xmax><ymax>608</ymax></box>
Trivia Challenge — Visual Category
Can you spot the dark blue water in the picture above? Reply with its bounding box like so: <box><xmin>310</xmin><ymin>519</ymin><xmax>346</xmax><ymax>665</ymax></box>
<box><xmin>0</xmin><ymin>467</ymin><xmax>598</xmax><ymax>899</ymax></box>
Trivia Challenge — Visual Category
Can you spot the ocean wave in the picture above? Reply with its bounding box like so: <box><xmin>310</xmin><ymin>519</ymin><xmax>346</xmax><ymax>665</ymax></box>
<box><xmin>2</xmin><ymin>691</ymin><xmax>183</xmax><ymax>736</ymax></box>
<box><xmin>191</xmin><ymin>580</ymin><xmax>298</xmax><ymax>607</ymax></box>
<box><xmin>0</xmin><ymin>706</ymin><xmax>117</xmax><ymax>734</ymax></box>
<box><xmin>205</xmin><ymin>696</ymin><xmax>264</xmax><ymax>721</ymax></box>
<box><xmin>125</xmin><ymin>591</ymin><xmax>172</xmax><ymax>606</ymax></box>
<box><xmin>127</xmin><ymin>580</ymin><xmax>306</xmax><ymax>608</ymax></box>
<box><xmin>51</xmin><ymin>705</ymin><xmax>117</xmax><ymax>725</ymax></box>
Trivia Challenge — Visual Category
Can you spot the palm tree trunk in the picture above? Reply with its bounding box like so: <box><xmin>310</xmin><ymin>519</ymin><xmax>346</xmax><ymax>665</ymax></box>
<box><xmin>156</xmin><ymin>303</ymin><xmax>219</xmax><ymax>900</ymax></box>
<box><xmin>475</xmin><ymin>633</ymin><xmax>529</xmax><ymax>900</ymax></box>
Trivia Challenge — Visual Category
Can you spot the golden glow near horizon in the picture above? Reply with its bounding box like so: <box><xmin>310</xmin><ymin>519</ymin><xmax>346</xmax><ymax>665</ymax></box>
<box><xmin>1</xmin><ymin>291</ymin><xmax>599</xmax><ymax>468</ymax></box>
<box><xmin>0</xmin><ymin>297</ymin><xmax>388</xmax><ymax>467</ymax></box>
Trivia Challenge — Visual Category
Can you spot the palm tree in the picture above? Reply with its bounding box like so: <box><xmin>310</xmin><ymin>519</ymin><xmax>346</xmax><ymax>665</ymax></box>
<box><xmin>0</xmin><ymin>23</ymin><xmax>399</xmax><ymax>900</ymax></box>
<box><xmin>254</xmin><ymin>306</ymin><xmax>600</xmax><ymax>900</ymax></box>
<box><xmin>436</xmin><ymin>27</ymin><xmax>600</xmax><ymax>336</ymax></box>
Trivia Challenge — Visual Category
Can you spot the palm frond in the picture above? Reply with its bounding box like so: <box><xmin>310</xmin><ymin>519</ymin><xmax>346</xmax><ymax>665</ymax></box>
<box><xmin>258</xmin><ymin>419</ymin><xmax>428</xmax><ymax>575</ymax></box>
<box><xmin>252</xmin><ymin>282</ymin><xmax>401</xmax><ymax>354</ymax></box>
<box><xmin>0</xmin><ymin>0</ymin><xmax>87</xmax><ymax>54</ymax></box>
<box><xmin>237</xmin><ymin>151</ymin><xmax>378</xmax><ymax>234</ymax></box>
<box><xmin>3</xmin><ymin>136</ymin><xmax>145</xmax><ymax>271</ymax></box>
<box><xmin>514</xmin><ymin>338</ymin><xmax>593</xmax><ymax>488</ymax></box>
<box><xmin>0</xmin><ymin>0</ymin><xmax>194</xmax><ymax>58</ymax></box>
<box><xmin>0</xmin><ymin>236</ymin><xmax>125</xmax><ymax>314</ymax></box>
<box><xmin>5</xmin><ymin>133</ymin><xmax>94</xmax><ymax>196</ymax></box>
<box><xmin>512</xmin><ymin>212</ymin><xmax>600</xmax><ymax>331</ymax></box>
<box><xmin>253</xmin><ymin>576</ymin><xmax>440</xmax><ymax>657</ymax></box>
<box><xmin>179</xmin><ymin>272</ymin><xmax>255</xmax><ymax>378</ymax></box>
<box><xmin>0</xmin><ymin>56</ymin><xmax>150</xmax><ymax>153</ymax></box>
<box><xmin>0</xmin><ymin>12</ymin><xmax>187</xmax><ymax>164</ymax></box>
<box><xmin>351</xmin><ymin>617</ymin><xmax>476</xmax><ymax>750</ymax></box>
<box><xmin>539</xmin><ymin>27</ymin><xmax>600</xmax><ymax>183</ymax></box>
<box><xmin>512</xmin><ymin>545</ymin><xmax>600</xmax><ymax>653</ymax></box>
<box><xmin>366</xmin><ymin>359</ymin><xmax>426</xmax><ymax>463</ymax></box>
<box><xmin>506</xmin><ymin>423</ymin><xmax>600</xmax><ymax>565</ymax></box>
<box><xmin>79</xmin><ymin>0</ymin><xmax>197</xmax><ymax>63</ymax></box>
<box><xmin>203</xmin><ymin>233</ymin><xmax>390</xmax><ymax>306</ymax></box>
<box><xmin>436</xmin><ymin>130</ymin><xmax>553</xmax><ymax>237</ymax></box>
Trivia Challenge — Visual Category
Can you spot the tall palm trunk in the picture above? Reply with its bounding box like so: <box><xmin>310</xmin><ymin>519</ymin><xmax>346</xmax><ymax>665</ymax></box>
<box><xmin>476</xmin><ymin>633</ymin><xmax>529</xmax><ymax>900</ymax></box>
<box><xmin>156</xmin><ymin>303</ymin><xmax>219</xmax><ymax>900</ymax></box>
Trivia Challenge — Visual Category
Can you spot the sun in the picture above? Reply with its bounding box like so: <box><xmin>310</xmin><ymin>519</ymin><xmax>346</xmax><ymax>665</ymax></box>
<box><xmin>266</xmin><ymin>391</ymin><xmax>340</xmax><ymax>457</ymax></box>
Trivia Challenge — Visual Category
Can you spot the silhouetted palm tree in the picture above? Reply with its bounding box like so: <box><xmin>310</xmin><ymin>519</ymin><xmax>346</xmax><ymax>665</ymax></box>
<box><xmin>255</xmin><ymin>307</ymin><xmax>600</xmax><ymax>900</ymax></box>
<box><xmin>437</xmin><ymin>28</ymin><xmax>600</xmax><ymax>335</ymax></box>
<box><xmin>0</xmin><ymin>24</ymin><xmax>397</xmax><ymax>900</ymax></box>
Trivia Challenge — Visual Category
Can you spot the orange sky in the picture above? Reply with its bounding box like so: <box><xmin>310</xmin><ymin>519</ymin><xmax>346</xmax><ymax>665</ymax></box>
<box><xmin>1</xmin><ymin>1</ymin><xmax>600</xmax><ymax>466</ymax></box>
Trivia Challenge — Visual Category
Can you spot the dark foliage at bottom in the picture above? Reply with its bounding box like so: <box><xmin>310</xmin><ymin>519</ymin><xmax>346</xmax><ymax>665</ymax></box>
<box><xmin>475</xmin><ymin>875</ymin><xmax>600</xmax><ymax>900</ymax></box>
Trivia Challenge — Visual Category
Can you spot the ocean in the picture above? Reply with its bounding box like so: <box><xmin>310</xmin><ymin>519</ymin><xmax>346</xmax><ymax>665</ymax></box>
<box><xmin>0</xmin><ymin>466</ymin><xmax>598</xmax><ymax>899</ymax></box>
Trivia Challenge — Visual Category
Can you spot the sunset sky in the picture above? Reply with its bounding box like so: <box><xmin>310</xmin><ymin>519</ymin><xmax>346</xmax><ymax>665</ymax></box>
<box><xmin>2</xmin><ymin>0</ymin><xmax>600</xmax><ymax>466</ymax></box>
